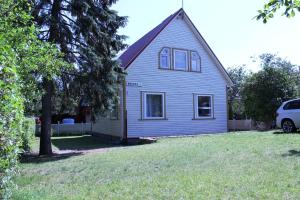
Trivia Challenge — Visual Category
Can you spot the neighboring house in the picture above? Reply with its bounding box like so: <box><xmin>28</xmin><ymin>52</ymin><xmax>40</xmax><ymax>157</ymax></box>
<box><xmin>92</xmin><ymin>8</ymin><xmax>233</xmax><ymax>140</ymax></box>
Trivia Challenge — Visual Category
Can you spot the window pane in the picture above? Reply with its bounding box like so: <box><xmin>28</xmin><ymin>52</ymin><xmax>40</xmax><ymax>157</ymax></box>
<box><xmin>191</xmin><ymin>60</ymin><xmax>197</xmax><ymax>70</ymax></box>
<box><xmin>161</xmin><ymin>56</ymin><xmax>169</xmax><ymax>68</ymax></box>
<box><xmin>191</xmin><ymin>52</ymin><xmax>200</xmax><ymax>72</ymax></box>
<box><xmin>146</xmin><ymin>94</ymin><xmax>163</xmax><ymax>117</ymax></box>
<box><xmin>198</xmin><ymin>96</ymin><xmax>211</xmax><ymax>108</ymax></box>
<box><xmin>284</xmin><ymin>100</ymin><xmax>300</xmax><ymax>110</ymax></box>
<box><xmin>174</xmin><ymin>50</ymin><xmax>187</xmax><ymax>70</ymax></box>
<box><xmin>160</xmin><ymin>48</ymin><xmax>170</xmax><ymax>69</ymax></box>
<box><xmin>198</xmin><ymin>108</ymin><xmax>211</xmax><ymax>117</ymax></box>
<box><xmin>196</xmin><ymin>95</ymin><xmax>212</xmax><ymax>118</ymax></box>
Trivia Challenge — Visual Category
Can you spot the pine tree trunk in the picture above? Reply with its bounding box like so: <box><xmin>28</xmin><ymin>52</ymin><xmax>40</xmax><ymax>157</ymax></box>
<box><xmin>39</xmin><ymin>0</ymin><xmax>61</xmax><ymax>155</ymax></box>
<box><xmin>39</xmin><ymin>78</ymin><xmax>53</xmax><ymax>155</ymax></box>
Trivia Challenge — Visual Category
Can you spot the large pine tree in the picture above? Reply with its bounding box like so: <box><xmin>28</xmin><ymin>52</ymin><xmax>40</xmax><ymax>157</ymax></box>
<box><xmin>32</xmin><ymin>0</ymin><xmax>127</xmax><ymax>155</ymax></box>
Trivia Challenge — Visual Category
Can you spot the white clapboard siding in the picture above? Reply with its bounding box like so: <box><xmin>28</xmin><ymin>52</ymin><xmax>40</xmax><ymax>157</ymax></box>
<box><xmin>125</xmin><ymin>16</ymin><xmax>228</xmax><ymax>137</ymax></box>
<box><xmin>91</xmin><ymin>88</ymin><xmax>123</xmax><ymax>137</ymax></box>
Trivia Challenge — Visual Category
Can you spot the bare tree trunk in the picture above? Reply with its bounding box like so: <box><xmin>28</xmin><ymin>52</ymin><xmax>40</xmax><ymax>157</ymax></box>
<box><xmin>39</xmin><ymin>78</ymin><xmax>53</xmax><ymax>155</ymax></box>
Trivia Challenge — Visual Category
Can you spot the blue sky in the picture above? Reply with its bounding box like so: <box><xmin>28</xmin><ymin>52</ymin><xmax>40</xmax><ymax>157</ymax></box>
<box><xmin>112</xmin><ymin>0</ymin><xmax>300</xmax><ymax>71</ymax></box>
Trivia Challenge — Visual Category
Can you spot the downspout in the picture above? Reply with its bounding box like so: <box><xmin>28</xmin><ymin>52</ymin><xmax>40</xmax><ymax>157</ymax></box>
<box><xmin>226</xmin><ymin>86</ymin><xmax>229</xmax><ymax>132</ymax></box>
<box><xmin>122</xmin><ymin>79</ymin><xmax>128</xmax><ymax>144</ymax></box>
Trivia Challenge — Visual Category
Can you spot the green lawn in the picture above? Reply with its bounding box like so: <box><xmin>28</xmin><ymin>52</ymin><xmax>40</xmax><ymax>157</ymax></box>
<box><xmin>13</xmin><ymin>131</ymin><xmax>300</xmax><ymax>199</ymax></box>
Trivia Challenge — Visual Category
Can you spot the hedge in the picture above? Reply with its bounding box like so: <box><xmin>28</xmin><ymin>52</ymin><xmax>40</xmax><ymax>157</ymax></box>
<box><xmin>0</xmin><ymin>65</ymin><xmax>24</xmax><ymax>199</ymax></box>
<box><xmin>20</xmin><ymin>118</ymin><xmax>35</xmax><ymax>153</ymax></box>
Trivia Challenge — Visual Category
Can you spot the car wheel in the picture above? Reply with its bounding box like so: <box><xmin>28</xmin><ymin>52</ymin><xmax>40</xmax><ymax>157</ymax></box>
<box><xmin>282</xmin><ymin>119</ymin><xmax>296</xmax><ymax>133</ymax></box>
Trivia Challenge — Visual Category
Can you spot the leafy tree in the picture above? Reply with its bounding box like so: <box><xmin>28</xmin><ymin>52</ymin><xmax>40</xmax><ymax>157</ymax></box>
<box><xmin>241</xmin><ymin>55</ymin><xmax>298</xmax><ymax>125</ymax></box>
<box><xmin>227</xmin><ymin>66</ymin><xmax>249</xmax><ymax>119</ymax></box>
<box><xmin>0</xmin><ymin>0</ymin><xmax>66</xmax><ymax>198</ymax></box>
<box><xmin>259</xmin><ymin>53</ymin><xmax>300</xmax><ymax>95</ymax></box>
<box><xmin>32</xmin><ymin>0</ymin><xmax>128</xmax><ymax>155</ymax></box>
<box><xmin>256</xmin><ymin>0</ymin><xmax>300</xmax><ymax>23</ymax></box>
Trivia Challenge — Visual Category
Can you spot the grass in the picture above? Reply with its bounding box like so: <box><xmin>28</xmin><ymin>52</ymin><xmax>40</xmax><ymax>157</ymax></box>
<box><xmin>13</xmin><ymin>131</ymin><xmax>300</xmax><ymax>199</ymax></box>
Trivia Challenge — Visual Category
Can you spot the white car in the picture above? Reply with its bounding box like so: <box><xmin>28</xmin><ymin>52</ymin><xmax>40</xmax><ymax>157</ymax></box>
<box><xmin>276</xmin><ymin>98</ymin><xmax>300</xmax><ymax>133</ymax></box>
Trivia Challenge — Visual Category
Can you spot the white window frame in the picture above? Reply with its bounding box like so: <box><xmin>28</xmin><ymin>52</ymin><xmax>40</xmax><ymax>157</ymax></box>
<box><xmin>159</xmin><ymin>47</ymin><xmax>171</xmax><ymax>69</ymax></box>
<box><xmin>194</xmin><ymin>94</ymin><xmax>213</xmax><ymax>119</ymax></box>
<box><xmin>142</xmin><ymin>92</ymin><xmax>166</xmax><ymax>120</ymax></box>
<box><xmin>173</xmin><ymin>49</ymin><xmax>188</xmax><ymax>71</ymax></box>
<box><xmin>190</xmin><ymin>51</ymin><xmax>201</xmax><ymax>72</ymax></box>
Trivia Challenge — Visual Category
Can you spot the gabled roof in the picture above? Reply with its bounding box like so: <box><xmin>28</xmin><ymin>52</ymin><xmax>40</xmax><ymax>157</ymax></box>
<box><xmin>119</xmin><ymin>8</ymin><xmax>233</xmax><ymax>86</ymax></box>
<box><xmin>119</xmin><ymin>9</ymin><xmax>183</xmax><ymax>69</ymax></box>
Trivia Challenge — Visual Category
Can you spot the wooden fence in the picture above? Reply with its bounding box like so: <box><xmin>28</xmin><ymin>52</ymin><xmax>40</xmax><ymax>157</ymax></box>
<box><xmin>228</xmin><ymin>119</ymin><xmax>253</xmax><ymax>131</ymax></box>
<box><xmin>36</xmin><ymin>122</ymin><xmax>92</xmax><ymax>136</ymax></box>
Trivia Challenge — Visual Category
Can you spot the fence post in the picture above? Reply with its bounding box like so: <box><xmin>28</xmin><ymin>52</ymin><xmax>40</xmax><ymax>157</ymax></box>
<box><xmin>233</xmin><ymin>119</ymin><xmax>236</xmax><ymax>131</ymax></box>
<box><xmin>90</xmin><ymin>122</ymin><xmax>93</xmax><ymax>134</ymax></box>
<box><xmin>57</xmin><ymin>121</ymin><xmax>60</xmax><ymax>136</ymax></box>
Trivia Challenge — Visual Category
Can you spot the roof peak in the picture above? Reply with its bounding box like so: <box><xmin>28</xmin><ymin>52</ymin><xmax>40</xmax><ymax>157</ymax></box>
<box><xmin>119</xmin><ymin>9</ymin><xmax>183</xmax><ymax>69</ymax></box>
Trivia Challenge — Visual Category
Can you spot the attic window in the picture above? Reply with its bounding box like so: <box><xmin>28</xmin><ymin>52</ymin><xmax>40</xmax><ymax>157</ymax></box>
<box><xmin>158</xmin><ymin>47</ymin><xmax>201</xmax><ymax>73</ymax></box>
<box><xmin>191</xmin><ymin>51</ymin><xmax>201</xmax><ymax>72</ymax></box>
<box><xmin>159</xmin><ymin>48</ymin><xmax>171</xmax><ymax>69</ymax></box>
<box><xmin>173</xmin><ymin>49</ymin><xmax>188</xmax><ymax>71</ymax></box>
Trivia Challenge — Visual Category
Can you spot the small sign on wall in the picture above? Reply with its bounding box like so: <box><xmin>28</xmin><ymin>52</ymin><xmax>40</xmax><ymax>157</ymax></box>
<box><xmin>126</xmin><ymin>82</ymin><xmax>142</xmax><ymax>87</ymax></box>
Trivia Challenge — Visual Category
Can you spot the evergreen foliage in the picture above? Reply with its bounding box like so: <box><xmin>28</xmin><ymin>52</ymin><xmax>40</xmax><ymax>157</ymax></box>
<box><xmin>32</xmin><ymin>0</ymin><xmax>128</xmax><ymax>155</ymax></box>
<box><xmin>32</xmin><ymin>0</ymin><xmax>128</xmax><ymax>114</ymax></box>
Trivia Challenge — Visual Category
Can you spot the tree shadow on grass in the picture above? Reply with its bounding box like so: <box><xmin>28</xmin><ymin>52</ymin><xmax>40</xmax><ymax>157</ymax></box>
<box><xmin>21</xmin><ymin>135</ymin><xmax>122</xmax><ymax>164</ymax></box>
<box><xmin>20</xmin><ymin>152</ymin><xmax>83</xmax><ymax>163</ymax></box>
<box><xmin>51</xmin><ymin>135</ymin><xmax>120</xmax><ymax>151</ymax></box>
<box><xmin>282</xmin><ymin>150</ymin><xmax>300</xmax><ymax>157</ymax></box>
<box><xmin>22</xmin><ymin>135</ymin><xmax>156</xmax><ymax>163</ymax></box>
<box><xmin>273</xmin><ymin>130</ymin><xmax>300</xmax><ymax>135</ymax></box>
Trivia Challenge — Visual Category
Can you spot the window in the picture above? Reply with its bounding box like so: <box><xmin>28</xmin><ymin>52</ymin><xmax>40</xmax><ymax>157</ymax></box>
<box><xmin>159</xmin><ymin>47</ymin><xmax>201</xmax><ymax>72</ymax></box>
<box><xmin>191</xmin><ymin>51</ymin><xmax>201</xmax><ymax>72</ymax></box>
<box><xmin>194</xmin><ymin>95</ymin><xmax>213</xmax><ymax>118</ymax></box>
<box><xmin>173</xmin><ymin>49</ymin><xmax>188</xmax><ymax>70</ymax></box>
<box><xmin>284</xmin><ymin>100</ymin><xmax>300</xmax><ymax>110</ymax></box>
<box><xmin>159</xmin><ymin>48</ymin><xmax>171</xmax><ymax>69</ymax></box>
<box><xmin>142</xmin><ymin>92</ymin><xmax>165</xmax><ymax>119</ymax></box>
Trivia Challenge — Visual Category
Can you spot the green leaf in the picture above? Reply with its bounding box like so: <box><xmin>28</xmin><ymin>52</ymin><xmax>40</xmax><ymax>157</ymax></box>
<box><xmin>291</xmin><ymin>9</ymin><xmax>295</xmax><ymax>17</ymax></box>
<box><xmin>263</xmin><ymin>18</ymin><xmax>267</xmax><ymax>23</ymax></box>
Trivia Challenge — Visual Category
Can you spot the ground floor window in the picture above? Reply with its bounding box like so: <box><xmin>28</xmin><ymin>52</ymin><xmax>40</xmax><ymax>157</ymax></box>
<box><xmin>194</xmin><ymin>94</ymin><xmax>213</xmax><ymax>119</ymax></box>
<box><xmin>142</xmin><ymin>92</ymin><xmax>165</xmax><ymax>119</ymax></box>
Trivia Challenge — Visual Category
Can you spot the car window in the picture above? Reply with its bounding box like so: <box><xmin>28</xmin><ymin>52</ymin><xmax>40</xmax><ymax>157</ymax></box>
<box><xmin>283</xmin><ymin>100</ymin><xmax>300</xmax><ymax>110</ymax></box>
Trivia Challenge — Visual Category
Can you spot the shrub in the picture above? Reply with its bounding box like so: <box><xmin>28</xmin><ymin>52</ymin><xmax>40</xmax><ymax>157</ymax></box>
<box><xmin>0</xmin><ymin>65</ymin><xmax>23</xmax><ymax>199</ymax></box>
<box><xmin>0</xmin><ymin>134</ymin><xmax>20</xmax><ymax>200</ymax></box>
<box><xmin>20</xmin><ymin>118</ymin><xmax>35</xmax><ymax>152</ymax></box>
<box><xmin>0</xmin><ymin>0</ymin><xmax>68</xmax><ymax>198</ymax></box>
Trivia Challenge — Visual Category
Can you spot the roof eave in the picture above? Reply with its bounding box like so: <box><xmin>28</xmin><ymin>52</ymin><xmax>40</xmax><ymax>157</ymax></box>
<box><xmin>182</xmin><ymin>11</ymin><xmax>234</xmax><ymax>86</ymax></box>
